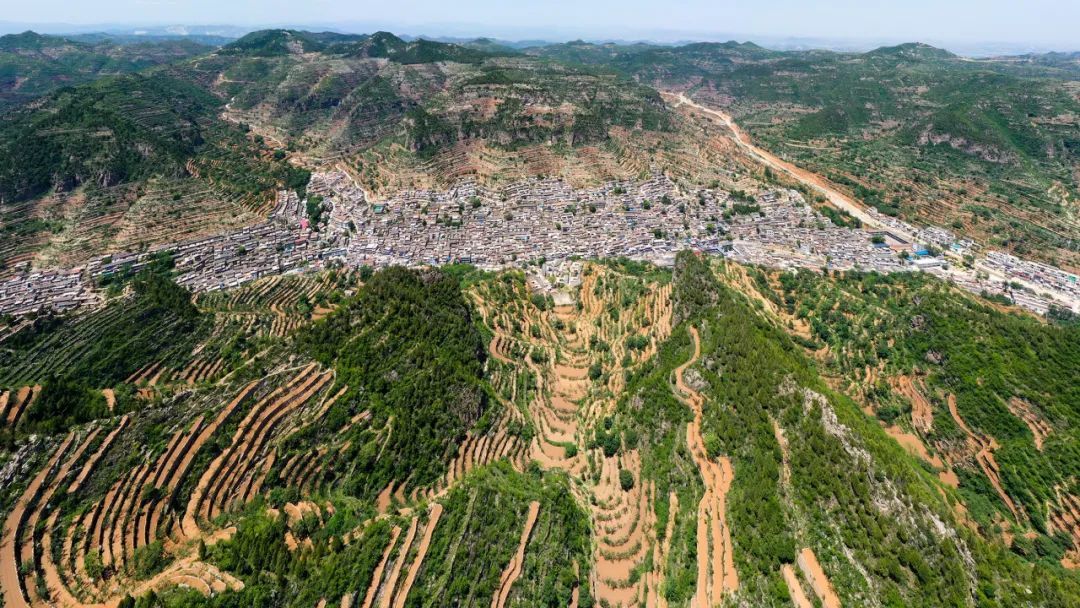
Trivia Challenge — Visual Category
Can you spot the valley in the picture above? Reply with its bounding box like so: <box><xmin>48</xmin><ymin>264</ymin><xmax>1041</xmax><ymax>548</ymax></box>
<box><xmin>1</xmin><ymin>22</ymin><xmax>1079</xmax><ymax>608</ymax></box>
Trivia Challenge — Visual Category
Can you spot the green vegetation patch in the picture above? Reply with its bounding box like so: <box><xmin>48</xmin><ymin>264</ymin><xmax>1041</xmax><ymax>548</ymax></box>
<box><xmin>300</xmin><ymin>266</ymin><xmax>490</xmax><ymax>497</ymax></box>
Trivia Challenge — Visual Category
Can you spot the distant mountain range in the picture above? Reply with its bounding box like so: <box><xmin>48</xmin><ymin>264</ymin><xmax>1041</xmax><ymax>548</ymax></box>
<box><xmin>1</xmin><ymin>22</ymin><xmax>1078</xmax><ymax>57</ymax></box>
<box><xmin>2</xmin><ymin>27</ymin><xmax>1077</xmax><ymax>269</ymax></box>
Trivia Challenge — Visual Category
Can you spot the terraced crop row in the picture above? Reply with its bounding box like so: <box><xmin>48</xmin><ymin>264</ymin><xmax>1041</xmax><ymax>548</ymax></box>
<box><xmin>274</xmin><ymin>386</ymin><xmax>350</xmax><ymax>495</ymax></box>
<box><xmin>0</xmin><ymin>299</ymin><xmax>197</xmax><ymax>387</ymax></box>
<box><xmin>183</xmin><ymin>364</ymin><xmax>333</xmax><ymax>535</ymax></box>
<box><xmin>359</xmin><ymin>504</ymin><xmax>444</xmax><ymax>608</ymax></box>
<box><xmin>676</xmin><ymin>327</ymin><xmax>739</xmax><ymax>605</ymax></box>
<box><xmin>470</xmin><ymin>264</ymin><xmax>678</xmax><ymax>608</ymax></box>
<box><xmin>0</xmin><ymin>384</ymin><xmax>40</xmax><ymax>429</ymax></box>
<box><xmin>203</xmin><ymin>273</ymin><xmax>337</xmax><ymax>314</ymax></box>
<box><xmin>8</xmin><ymin>379</ymin><xmax>262</xmax><ymax>606</ymax></box>
<box><xmin>0</xmin><ymin>304</ymin><xmax>127</xmax><ymax>385</ymax></box>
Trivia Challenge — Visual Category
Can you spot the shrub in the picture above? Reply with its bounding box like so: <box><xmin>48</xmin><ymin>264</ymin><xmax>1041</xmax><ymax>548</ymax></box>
<box><xmin>599</xmin><ymin>431</ymin><xmax>620</xmax><ymax>457</ymax></box>
<box><xmin>84</xmin><ymin>552</ymin><xmax>104</xmax><ymax>580</ymax></box>
<box><xmin>626</xmin><ymin>335</ymin><xmax>650</xmax><ymax>351</ymax></box>
<box><xmin>703</xmin><ymin>432</ymin><xmax>722</xmax><ymax>459</ymax></box>
<box><xmin>132</xmin><ymin>541</ymin><xmax>167</xmax><ymax>579</ymax></box>
<box><xmin>588</xmin><ymin>363</ymin><xmax>603</xmax><ymax>380</ymax></box>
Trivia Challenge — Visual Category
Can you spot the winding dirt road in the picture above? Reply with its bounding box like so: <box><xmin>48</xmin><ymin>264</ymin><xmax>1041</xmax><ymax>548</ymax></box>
<box><xmin>663</xmin><ymin>91</ymin><xmax>915</xmax><ymax>243</ymax></box>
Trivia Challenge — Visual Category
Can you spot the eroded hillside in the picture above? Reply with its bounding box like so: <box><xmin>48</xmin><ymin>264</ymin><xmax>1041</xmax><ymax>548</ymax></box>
<box><xmin>2</xmin><ymin>253</ymin><xmax>1079</xmax><ymax>607</ymax></box>
<box><xmin>534</xmin><ymin>41</ymin><xmax>1080</xmax><ymax>268</ymax></box>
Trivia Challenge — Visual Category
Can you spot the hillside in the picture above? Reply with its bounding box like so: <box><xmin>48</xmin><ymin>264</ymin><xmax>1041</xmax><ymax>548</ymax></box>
<box><xmin>0</xmin><ymin>31</ymin><xmax>212</xmax><ymax>112</ymax></box>
<box><xmin>187</xmin><ymin>31</ymin><xmax>677</xmax><ymax>190</ymax></box>
<box><xmin>2</xmin><ymin>30</ymin><xmax>1078</xmax><ymax>273</ymax></box>
<box><xmin>0</xmin><ymin>71</ymin><xmax>312</xmax><ymax>274</ymax></box>
<box><xmin>3</xmin><ymin>16</ymin><xmax>1080</xmax><ymax>608</ymax></box>
<box><xmin>1</xmin><ymin>30</ymin><xmax>719</xmax><ymax>274</ymax></box>
<box><xmin>1</xmin><ymin>255</ymin><xmax>1079</xmax><ymax>607</ymax></box>
<box><xmin>532</xmin><ymin>41</ymin><xmax>1080</xmax><ymax>268</ymax></box>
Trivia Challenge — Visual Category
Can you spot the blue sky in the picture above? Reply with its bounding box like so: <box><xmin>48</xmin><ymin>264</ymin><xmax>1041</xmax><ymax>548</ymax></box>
<box><xmin>2</xmin><ymin>0</ymin><xmax>1077</xmax><ymax>50</ymax></box>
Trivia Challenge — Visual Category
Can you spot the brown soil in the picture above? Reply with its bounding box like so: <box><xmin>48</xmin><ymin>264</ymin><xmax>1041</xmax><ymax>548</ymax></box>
<box><xmin>938</xmin><ymin>469</ymin><xmax>960</xmax><ymax>488</ymax></box>
<box><xmin>676</xmin><ymin>327</ymin><xmax>739</xmax><ymax>604</ymax></box>
<box><xmin>188</xmin><ymin>365</ymin><xmax>330</xmax><ymax>527</ymax></box>
<box><xmin>492</xmin><ymin>501</ymin><xmax>541</xmax><ymax>608</ymax></box>
<box><xmin>5</xmin><ymin>384</ymin><xmax>40</xmax><ymax>427</ymax></box>
<box><xmin>727</xmin><ymin>265</ymin><xmax>812</xmax><ymax>341</ymax></box>
<box><xmin>797</xmin><ymin>548</ymin><xmax>841</xmax><ymax>608</ymax></box>
<box><xmin>1062</xmin><ymin>552</ymin><xmax>1080</xmax><ymax>570</ymax></box>
<box><xmin>1048</xmin><ymin>491</ymin><xmax>1080</xmax><ymax>568</ymax></box>
<box><xmin>101</xmin><ymin>389</ymin><xmax>116</xmax><ymax>412</ymax></box>
<box><xmin>781</xmin><ymin>563</ymin><xmax>814</xmax><ymax>608</ymax></box>
<box><xmin>590</xmin><ymin>452</ymin><xmax>650</xmax><ymax>606</ymax></box>
<box><xmin>392</xmin><ymin>503</ymin><xmax>443</xmax><ymax>608</ymax></box>
<box><xmin>40</xmin><ymin>511</ymin><xmax>90</xmax><ymax>608</ymax></box>
<box><xmin>467</xmin><ymin>265</ymin><xmax>677</xmax><ymax>607</ymax></box>
<box><xmin>378</xmin><ymin>516</ymin><xmax>418</xmax><ymax>608</ymax></box>
<box><xmin>890</xmin><ymin>375</ymin><xmax>934</xmax><ymax>434</ymax></box>
<box><xmin>361</xmin><ymin>526</ymin><xmax>402</xmax><ymax>608</ymax></box>
<box><xmin>42</xmin><ymin>444</ymin><xmax>244</xmax><ymax>607</ymax></box>
<box><xmin>176</xmin><ymin>380</ymin><xmax>259</xmax><ymax>539</ymax></box>
<box><xmin>885</xmin><ymin>425</ymin><xmax>944</xmax><ymax>468</ymax></box>
<box><xmin>1</xmin><ymin>433</ymin><xmax>75</xmax><ymax>608</ymax></box>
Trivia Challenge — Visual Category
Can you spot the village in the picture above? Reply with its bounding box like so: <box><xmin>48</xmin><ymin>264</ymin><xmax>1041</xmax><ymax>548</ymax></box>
<box><xmin>1</xmin><ymin>170</ymin><xmax>1078</xmax><ymax>320</ymax></box>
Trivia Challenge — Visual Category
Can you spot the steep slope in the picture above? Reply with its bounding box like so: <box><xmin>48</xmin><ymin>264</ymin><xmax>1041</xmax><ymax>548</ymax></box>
<box><xmin>0</xmin><ymin>31</ymin><xmax>212</xmax><ymax>112</ymax></box>
<box><xmin>298</xmin><ymin>266</ymin><xmax>491</xmax><ymax>495</ymax></box>
<box><xmin>0</xmin><ymin>72</ymin><xmax>311</xmax><ymax>273</ymax></box>
<box><xmin>1</xmin><ymin>30</ymin><xmax>702</xmax><ymax>274</ymax></box>
<box><xmin>533</xmin><ymin>41</ymin><xmax>1080</xmax><ymax>267</ymax></box>
<box><xmin>189</xmin><ymin>34</ymin><xmax>675</xmax><ymax>187</ymax></box>
<box><xmin>0</xmin><ymin>74</ymin><xmax>216</xmax><ymax>202</ymax></box>
<box><xmin>2</xmin><ymin>257</ymin><xmax>1080</xmax><ymax>607</ymax></box>
<box><xmin>746</xmin><ymin>264</ymin><xmax>1080</xmax><ymax>563</ymax></box>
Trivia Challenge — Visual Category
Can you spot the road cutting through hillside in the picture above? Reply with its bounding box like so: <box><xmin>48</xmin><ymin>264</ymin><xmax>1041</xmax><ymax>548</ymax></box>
<box><xmin>664</xmin><ymin>91</ymin><xmax>916</xmax><ymax>243</ymax></box>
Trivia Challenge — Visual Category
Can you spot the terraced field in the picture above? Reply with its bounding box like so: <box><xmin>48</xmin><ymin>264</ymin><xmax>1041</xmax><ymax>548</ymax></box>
<box><xmin>470</xmin><ymin>263</ymin><xmax>686</xmax><ymax>607</ymax></box>
<box><xmin>4</xmin><ymin>24</ymin><xmax>1080</xmax><ymax>607</ymax></box>
<box><xmin>2</xmin><ymin>257</ymin><xmax>1080</xmax><ymax>607</ymax></box>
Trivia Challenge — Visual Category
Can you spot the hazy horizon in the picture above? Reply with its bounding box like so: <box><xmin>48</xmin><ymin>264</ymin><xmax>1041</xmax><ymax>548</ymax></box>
<box><xmin>1</xmin><ymin>0</ymin><xmax>1078</xmax><ymax>55</ymax></box>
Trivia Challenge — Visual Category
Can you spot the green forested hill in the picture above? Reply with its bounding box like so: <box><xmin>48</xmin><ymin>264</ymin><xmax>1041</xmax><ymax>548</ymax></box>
<box><xmin>298</xmin><ymin>266</ymin><xmax>491</xmax><ymax>495</ymax></box>
<box><xmin>2</xmin><ymin>258</ymin><xmax>1080</xmax><ymax>607</ymax></box>
<box><xmin>0</xmin><ymin>74</ymin><xmax>217</xmax><ymax>202</ymax></box>
<box><xmin>667</xmin><ymin>253</ymin><xmax>1080</xmax><ymax>606</ymax></box>
<box><xmin>532</xmin><ymin>40</ymin><xmax>1080</xmax><ymax>266</ymax></box>
<box><xmin>0</xmin><ymin>31</ymin><xmax>212</xmax><ymax>112</ymax></box>
<box><xmin>188</xmin><ymin>35</ymin><xmax>671</xmax><ymax>160</ymax></box>
<box><xmin>751</xmin><ymin>266</ymin><xmax>1080</xmax><ymax>544</ymax></box>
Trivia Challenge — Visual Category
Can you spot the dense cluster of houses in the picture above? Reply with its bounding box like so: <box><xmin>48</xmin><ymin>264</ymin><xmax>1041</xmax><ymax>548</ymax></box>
<box><xmin>315</xmin><ymin>171</ymin><xmax>731</xmax><ymax>268</ymax></box>
<box><xmin>0</xmin><ymin>267</ymin><xmax>96</xmax><ymax>317</ymax></box>
<box><xmin>977</xmin><ymin>251</ymin><xmax>1080</xmax><ymax>312</ymax></box>
<box><xmin>1</xmin><ymin>170</ymin><xmax>1077</xmax><ymax>320</ymax></box>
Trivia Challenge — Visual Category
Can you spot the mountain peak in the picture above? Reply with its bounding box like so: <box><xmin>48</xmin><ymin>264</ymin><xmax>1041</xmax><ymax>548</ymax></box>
<box><xmin>220</xmin><ymin>29</ymin><xmax>325</xmax><ymax>56</ymax></box>
<box><xmin>866</xmin><ymin>42</ymin><xmax>956</xmax><ymax>60</ymax></box>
